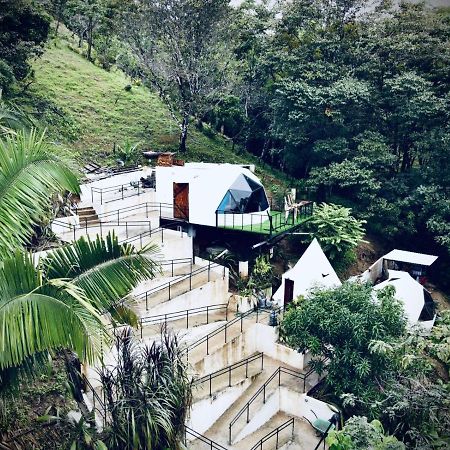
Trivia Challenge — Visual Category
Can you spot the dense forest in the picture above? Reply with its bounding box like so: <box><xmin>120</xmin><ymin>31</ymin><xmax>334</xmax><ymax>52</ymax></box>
<box><xmin>0</xmin><ymin>0</ymin><xmax>450</xmax><ymax>448</ymax></box>
<box><xmin>2</xmin><ymin>0</ymin><xmax>449</xmax><ymax>282</ymax></box>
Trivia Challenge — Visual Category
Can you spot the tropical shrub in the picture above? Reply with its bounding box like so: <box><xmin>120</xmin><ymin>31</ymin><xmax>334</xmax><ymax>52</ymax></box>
<box><xmin>99</xmin><ymin>328</ymin><xmax>192</xmax><ymax>450</ymax></box>
<box><xmin>303</xmin><ymin>203</ymin><xmax>366</xmax><ymax>260</ymax></box>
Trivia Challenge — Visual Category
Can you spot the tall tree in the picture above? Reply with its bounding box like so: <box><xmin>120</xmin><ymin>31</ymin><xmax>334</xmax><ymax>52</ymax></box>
<box><xmin>0</xmin><ymin>0</ymin><xmax>50</xmax><ymax>94</ymax></box>
<box><xmin>122</xmin><ymin>0</ymin><xmax>233</xmax><ymax>152</ymax></box>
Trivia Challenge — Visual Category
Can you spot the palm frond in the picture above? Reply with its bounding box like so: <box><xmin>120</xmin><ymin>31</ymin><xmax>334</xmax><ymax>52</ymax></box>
<box><xmin>41</xmin><ymin>232</ymin><xmax>161</xmax><ymax>313</ymax></box>
<box><xmin>0</xmin><ymin>129</ymin><xmax>80</xmax><ymax>257</ymax></box>
<box><xmin>0</xmin><ymin>252</ymin><xmax>107</xmax><ymax>371</ymax></box>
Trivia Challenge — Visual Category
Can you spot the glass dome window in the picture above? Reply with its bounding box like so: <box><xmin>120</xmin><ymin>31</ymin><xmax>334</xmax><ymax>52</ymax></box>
<box><xmin>217</xmin><ymin>174</ymin><xmax>269</xmax><ymax>214</ymax></box>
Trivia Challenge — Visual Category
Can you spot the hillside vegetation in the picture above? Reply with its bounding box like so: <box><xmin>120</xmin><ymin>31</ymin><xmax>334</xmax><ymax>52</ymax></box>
<box><xmin>23</xmin><ymin>31</ymin><xmax>288</xmax><ymax>190</ymax></box>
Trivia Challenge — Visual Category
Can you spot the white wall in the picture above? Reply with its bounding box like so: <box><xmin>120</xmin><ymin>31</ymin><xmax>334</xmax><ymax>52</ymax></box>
<box><xmin>142</xmin><ymin>274</ymin><xmax>230</xmax><ymax>318</ymax></box>
<box><xmin>155</xmin><ymin>164</ymin><xmax>270</xmax><ymax>227</ymax></box>
<box><xmin>189</xmin><ymin>378</ymin><xmax>253</xmax><ymax>435</ymax></box>
<box><xmin>281</xmin><ymin>390</ymin><xmax>336</xmax><ymax>423</ymax></box>
<box><xmin>233</xmin><ymin>389</ymin><xmax>279</xmax><ymax>443</ymax></box>
<box><xmin>197</xmin><ymin>323</ymin><xmax>306</xmax><ymax>374</ymax></box>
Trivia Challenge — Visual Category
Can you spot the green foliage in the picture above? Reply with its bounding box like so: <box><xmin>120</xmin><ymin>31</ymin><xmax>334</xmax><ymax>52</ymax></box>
<box><xmin>116</xmin><ymin>139</ymin><xmax>140</xmax><ymax>166</ymax></box>
<box><xmin>100</xmin><ymin>329</ymin><xmax>192</xmax><ymax>450</ymax></box>
<box><xmin>279</xmin><ymin>282</ymin><xmax>407</xmax><ymax>400</ymax></box>
<box><xmin>327</xmin><ymin>416</ymin><xmax>405</xmax><ymax>450</ymax></box>
<box><xmin>303</xmin><ymin>203</ymin><xmax>366</xmax><ymax>260</ymax></box>
<box><xmin>0</xmin><ymin>129</ymin><xmax>79</xmax><ymax>258</ymax></box>
<box><xmin>122</xmin><ymin>0</ymin><xmax>234</xmax><ymax>152</ymax></box>
<box><xmin>251</xmin><ymin>254</ymin><xmax>273</xmax><ymax>289</ymax></box>
<box><xmin>0</xmin><ymin>0</ymin><xmax>50</xmax><ymax>92</ymax></box>
<box><xmin>0</xmin><ymin>250</ymin><xmax>105</xmax><ymax>374</ymax></box>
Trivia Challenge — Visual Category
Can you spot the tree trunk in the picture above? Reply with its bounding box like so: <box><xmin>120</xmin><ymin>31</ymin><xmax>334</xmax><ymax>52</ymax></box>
<box><xmin>179</xmin><ymin>115</ymin><xmax>189</xmax><ymax>153</ymax></box>
<box><xmin>87</xmin><ymin>18</ymin><xmax>93</xmax><ymax>61</ymax></box>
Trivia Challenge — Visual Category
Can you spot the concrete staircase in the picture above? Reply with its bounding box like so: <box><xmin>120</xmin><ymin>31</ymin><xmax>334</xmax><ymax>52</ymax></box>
<box><xmin>76</xmin><ymin>206</ymin><xmax>100</xmax><ymax>227</ymax></box>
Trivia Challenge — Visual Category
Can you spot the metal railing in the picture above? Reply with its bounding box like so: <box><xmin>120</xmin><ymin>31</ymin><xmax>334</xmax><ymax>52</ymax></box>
<box><xmin>228</xmin><ymin>366</ymin><xmax>315</xmax><ymax>444</ymax></box>
<box><xmin>139</xmin><ymin>303</ymin><xmax>228</xmax><ymax>338</ymax></box>
<box><xmin>216</xmin><ymin>202</ymin><xmax>313</xmax><ymax>236</ymax></box>
<box><xmin>183</xmin><ymin>307</ymin><xmax>276</xmax><ymax>359</ymax></box>
<box><xmin>81</xmin><ymin>374</ymin><xmax>106</xmax><ymax>426</ymax></box>
<box><xmin>313</xmin><ymin>420</ymin><xmax>335</xmax><ymax>450</ymax></box>
<box><xmin>184</xmin><ymin>426</ymin><xmax>229</xmax><ymax>450</ymax></box>
<box><xmin>91</xmin><ymin>181</ymin><xmax>151</xmax><ymax>204</ymax></box>
<box><xmin>250</xmin><ymin>417</ymin><xmax>295</xmax><ymax>450</ymax></box>
<box><xmin>118</xmin><ymin>220</ymin><xmax>183</xmax><ymax>247</ymax></box>
<box><xmin>135</xmin><ymin>261</ymin><xmax>225</xmax><ymax>310</ymax></box>
<box><xmin>193</xmin><ymin>352</ymin><xmax>264</xmax><ymax>397</ymax></box>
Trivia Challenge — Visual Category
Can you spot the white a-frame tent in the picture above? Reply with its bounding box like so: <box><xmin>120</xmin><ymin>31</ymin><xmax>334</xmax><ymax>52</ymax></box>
<box><xmin>273</xmin><ymin>238</ymin><xmax>341</xmax><ymax>307</ymax></box>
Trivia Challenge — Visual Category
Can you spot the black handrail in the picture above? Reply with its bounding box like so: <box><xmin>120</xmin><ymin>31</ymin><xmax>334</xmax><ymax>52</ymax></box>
<box><xmin>249</xmin><ymin>417</ymin><xmax>295</xmax><ymax>450</ymax></box>
<box><xmin>182</xmin><ymin>307</ymin><xmax>276</xmax><ymax>358</ymax></box>
<box><xmin>216</xmin><ymin>202</ymin><xmax>313</xmax><ymax>236</ymax></box>
<box><xmin>54</xmin><ymin>201</ymin><xmax>175</xmax><ymax>231</ymax></box>
<box><xmin>135</xmin><ymin>261</ymin><xmax>225</xmax><ymax>310</ymax></box>
<box><xmin>193</xmin><ymin>352</ymin><xmax>264</xmax><ymax>397</ymax></box>
<box><xmin>228</xmin><ymin>365</ymin><xmax>314</xmax><ymax>444</ymax></box>
<box><xmin>313</xmin><ymin>420</ymin><xmax>335</xmax><ymax>450</ymax></box>
<box><xmin>139</xmin><ymin>303</ymin><xmax>228</xmax><ymax>338</ymax></box>
<box><xmin>184</xmin><ymin>426</ymin><xmax>229</xmax><ymax>450</ymax></box>
<box><xmin>81</xmin><ymin>374</ymin><xmax>106</xmax><ymax>426</ymax></box>
<box><xmin>91</xmin><ymin>181</ymin><xmax>149</xmax><ymax>204</ymax></box>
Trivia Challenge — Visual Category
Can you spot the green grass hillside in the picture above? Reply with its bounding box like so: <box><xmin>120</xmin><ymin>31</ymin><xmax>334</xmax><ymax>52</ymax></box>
<box><xmin>23</xmin><ymin>31</ymin><xmax>289</xmax><ymax>191</ymax></box>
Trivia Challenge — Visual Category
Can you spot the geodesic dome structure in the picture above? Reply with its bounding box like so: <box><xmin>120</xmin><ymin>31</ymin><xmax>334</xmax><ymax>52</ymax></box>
<box><xmin>217</xmin><ymin>173</ymin><xmax>269</xmax><ymax>214</ymax></box>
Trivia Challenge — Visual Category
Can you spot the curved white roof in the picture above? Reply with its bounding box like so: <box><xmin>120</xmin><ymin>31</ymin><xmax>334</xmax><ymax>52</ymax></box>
<box><xmin>383</xmin><ymin>249</ymin><xmax>437</xmax><ymax>266</ymax></box>
<box><xmin>374</xmin><ymin>270</ymin><xmax>425</xmax><ymax>324</ymax></box>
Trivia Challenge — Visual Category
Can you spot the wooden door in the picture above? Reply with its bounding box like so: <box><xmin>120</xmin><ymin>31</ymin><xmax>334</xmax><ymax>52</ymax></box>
<box><xmin>173</xmin><ymin>183</ymin><xmax>189</xmax><ymax>220</ymax></box>
<box><xmin>284</xmin><ymin>278</ymin><xmax>294</xmax><ymax>307</ymax></box>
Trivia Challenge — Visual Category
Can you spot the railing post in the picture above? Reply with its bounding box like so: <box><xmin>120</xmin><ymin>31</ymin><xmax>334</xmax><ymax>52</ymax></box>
<box><xmin>225</xmin><ymin>307</ymin><xmax>228</xmax><ymax>321</ymax></box>
<box><xmin>100</xmin><ymin>221</ymin><xmax>103</xmax><ymax>238</ymax></box>
<box><xmin>140</xmin><ymin>320</ymin><xmax>143</xmax><ymax>339</ymax></box>
<box><xmin>246</xmin><ymin>360</ymin><xmax>248</xmax><ymax>378</ymax></box>
<box><xmin>91</xmin><ymin>188</ymin><xmax>94</xmax><ymax>203</ymax></box>
<box><xmin>100</xmin><ymin>190</ymin><xmax>103</xmax><ymax>205</ymax></box>
<box><xmin>169</xmin><ymin>282</ymin><xmax>171</xmax><ymax>300</ymax></box>
<box><xmin>206</xmin><ymin>334</ymin><xmax>209</xmax><ymax>355</ymax></box>
<box><xmin>190</xmin><ymin>271</ymin><xmax>192</xmax><ymax>290</ymax></box>
<box><xmin>208</xmin><ymin>261</ymin><xmax>211</xmax><ymax>282</ymax></box>
<box><xmin>229</xmin><ymin>367</ymin><xmax>232</xmax><ymax>387</ymax></box>
<box><xmin>146</xmin><ymin>203</ymin><xmax>148</xmax><ymax>218</ymax></box>
<box><xmin>240</xmin><ymin>314</ymin><xmax>243</xmax><ymax>332</ymax></box>
<box><xmin>186</xmin><ymin>310</ymin><xmax>189</xmax><ymax>328</ymax></box>
<box><xmin>263</xmin><ymin>384</ymin><xmax>266</xmax><ymax>403</ymax></box>
<box><xmin>247</xmin><ymin>404</ymin><xmax>250</xmax><ymax>423</ymax></box>
<box><xmin>121</xmin><ymin>185</ymin><xmax>124</xmax><ymax>200</ymax></box>
<box><xmin>262</xmin><ymin>353</ymin><xmax>264</xmax><ymax>370</ymax></box>
<box><xmin>229</xmin><ymin>426</ymin><xmax>232</xmax><ymax>445</ymax></box>
<box><xmin>278</xmin><ymin>368</ymin><xmax>281</xmax><ymax>386</ymax></box>
<box><xmin>117</xmin><ymin>210</ymin><xmax>119</xmax><ymax>225</ymax></box>
<box><xmin>206</xmin><ymin>305</ymin><xmax>209</xmax><ymax>324</ymax></box>
<box><xmin>209</xmin><ymin>374</ymin><xmax>212</xmax><ymax>397</ymax></box>
<box><xmin>276</xmin><ymin>428</ymin><xmax>279</xmax><ymax>448</ymax></box>
<box><xmin>146</xmin><ymin>292</ymin><xmax>148</xmax><ymax>311</ymax></box>
<box><xmin>224</xmin><ymin>323</ymin><xmax>227</xmax><ymax>343</ymax></box>
<box><xmin>172</xmin><ymin>260</ymin><xmax>174</xmax><ymax>277</ymax></box>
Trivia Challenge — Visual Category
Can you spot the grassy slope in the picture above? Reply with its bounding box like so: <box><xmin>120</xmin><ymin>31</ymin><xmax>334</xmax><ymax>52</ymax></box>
<box><xmin>24</xmin><ymin>33</ymin><xmax>289</xmax><ymax>192</ymax></box>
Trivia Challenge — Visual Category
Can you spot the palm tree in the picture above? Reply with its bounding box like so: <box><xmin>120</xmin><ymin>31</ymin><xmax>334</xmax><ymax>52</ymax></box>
<box><xmin>0</xmin><ymin>129</ymin><xmax>160</xmax><ymax>387</ymax></box>
<box><xmin>0</xmin><ymin>129</ymin><xmax>79</xmax><ymax>258</ymax></box>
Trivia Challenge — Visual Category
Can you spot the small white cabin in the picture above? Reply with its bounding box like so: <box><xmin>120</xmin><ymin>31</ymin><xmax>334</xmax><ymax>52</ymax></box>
<box><xmin>155</xmin><ymin>163</ymin><xmax>270</xmax><ymax>227</ymax></box>
<box><xmin>273</xmin><ymin>238</ymin><xmax>341</xmax><ymax>307</ymax></box>
<box><xmin>374</xmin><ymin>270</ymin><xmax>436</xmax><ymax>330</ymax></box>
